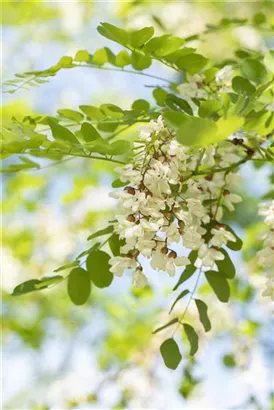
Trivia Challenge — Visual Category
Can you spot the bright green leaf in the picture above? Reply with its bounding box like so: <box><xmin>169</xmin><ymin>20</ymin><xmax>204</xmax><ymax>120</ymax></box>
<box><xmin>176</xmin><ymin>53</ymin><xmax>208</xmax><ymax>74</ymax></box>
<box><xmin>74</xmin><ymin>50</ymin><xmax>90</xmax><ymax>62</ymax></box>
<box><xmin>131</xmin><ymin>51</ymin><xmax>152</xmax><ymax>70</ymax></box>
<box><xmin>130</xmin><ymin>26</ymin><xmax>154</xmax><ymax>48</ymax></box>
<box><xmin>57</xmin><ymin>109</ymin><xmax>84</xmax><ymax>123</ymax></box>
<box><xmin>81</xmin><ymin>122</ymin><xmax>101</xmax><ymax>142</ymax></box>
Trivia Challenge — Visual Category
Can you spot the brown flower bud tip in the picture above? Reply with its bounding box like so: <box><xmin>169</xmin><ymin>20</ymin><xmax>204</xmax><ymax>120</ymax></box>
<box><xmin>178</xmin><ymin>221</ymin><xmax>185</xmax><ymax>229</ymax></box>
<box><xmin>168</xmin><ymin>250</ymin><xmax>177</xmax><ymax>259</ymax></box>
<box><xmin>124</xmin><ymin>186</ymin><xmax>136</xmax><ymax>195</ymax></box>
<box><xmin>127</xmin><ymin>214</ymin><xmax>136</xmax><ymax>223</ymax></box>
<box><xmin>215</xmin><ymin>223</ymin><xmax>226</xmax><ymax>229</ymax></box>
<box><xmin>146</xmin><ymin>190</ymin><xmax>153</xmax><ymax>197</ymax></box>
<box><xmin>125</xmin><ymin>253</ymin><xmax>134</xmax><ymax>259</ymax></box>
<box><xmin>246</xmin><ymin>148</ymin><xmax>255</xmax><ymax>156</ymax></box>
<box><xmin>161</xmin><ymin>246</ymin><xmax>169</xmax><ymax>255</ymax></box>
<box><xmin>232</xmin><ymin>138</ymin><xmax>243</xmax><ymax>146</ymax></box>
<box><xmin>205</xmin><ymin>175</ymin><xmax>213</xmax><ymax>181</ymax></box>
<box><xmin>196</xmin><ymin>81</ymin><xmax>203</xmax><ymax>88</ymax></box>
<box><xmin>132</xmin><ymin>249</ymin><xmax>140</xmax><ymax>258</ymax></box>
<box><xmin>158</xmin><ymin>155</ymin><xmax>166</xmax><ymax>163</ymax></box>
<box><xmin>223</xmin><ymin>189</ymin><xmax>230</xmax><ymax>196</ymax></box>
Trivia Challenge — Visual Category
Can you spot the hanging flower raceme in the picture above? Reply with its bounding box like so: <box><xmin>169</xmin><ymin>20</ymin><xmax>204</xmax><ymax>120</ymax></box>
<box><xmin>257</xmin><ymin>201</ymin><xmax>274</xmax><ymax>299</ymax></box>
<box><xmin>109</xmin><ymin>115</ymin><xmax>245</xmax><ymax>287</ymax></box>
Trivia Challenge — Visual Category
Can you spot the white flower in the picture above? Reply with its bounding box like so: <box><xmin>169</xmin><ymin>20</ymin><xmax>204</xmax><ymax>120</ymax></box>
<box><xmin>114</xmin><ymin>164</ymin><xmax>142</xmax><ymax>185</ymax></box>
<box><xmin>211</xmin><ymin>227</ymin><xmax>236</xmax><ymax>247</ymax></box>
<box><xmin>109</xmin><ymin>256</ymin><xmax>138</xmax><ymax>277</ymax></box>
<box><xmin>178</xmin><ymin>82</ymin><xmax>207</xmax><ymax>100</ymax></box>
<box><xmin>182</xmin><ymin>227</ymin><xmax>205</xmax><ymax>250</ymax></box>
<box><xmin>198</xmin><ymin>245</ymin><xmax>224</xmax><ymax>268</ymax></box>
<box><xmin>215</xmin><ymin>65</ymin><xmax>233</xmax><ymax>83</ymax></box>
<box><xmin>223</xmin><ymin>193</ymin><xmax>242</xmax><ymax>212</ymax></box>
<box><xmin>132</xmin><ymin>270</ymin><xmax>148</xmax><ymax>288</ymax></box>
<box><xmin>163</xmin><ymin>224</ymin><xmax>181</xmax><ymax>244</ymax></box>
<box><xmin>262</xmin><ymin>278</ymin><xmax>274</xmax><ymax>300</ymax></box>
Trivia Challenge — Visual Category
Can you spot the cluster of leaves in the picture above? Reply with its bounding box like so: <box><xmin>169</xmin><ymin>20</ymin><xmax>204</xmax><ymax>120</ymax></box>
<box><xmin>2</xmin><ymin>17</ymin><xmax>274</xmax><ymax>371</ymax></box>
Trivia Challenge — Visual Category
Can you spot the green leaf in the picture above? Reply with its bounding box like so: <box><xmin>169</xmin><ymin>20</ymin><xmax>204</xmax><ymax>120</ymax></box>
<box><xmin>223</xmin><ymin>354</ymin><xmax>236</xmax><ymax>368</ymax></box>
<box><xmin>176</xmin><ymin>53</ymin><xmax>208</xmax><ymax>74</ymax></box>
<box><xmin>165</xmin><ymin>94</ymin><xmax>193</xmax><ymax>115</ymax></box>
<box><xmin>97</xmin><ymin>121</ymin><xmax>119</xmax><ymax>133</ymax></box>
<box><xmin>183</xmin><ymin>324</ymin><xmax>199</xmax><ymax>356</ymax></box>
<box><xmin>195</xmin><ymin>299</ymin><xmax>211</xmax><ymax>332</ymax></box>
<box><xmin>74</xmin><ymin>50</ymin><xmax>90</xmax><ymax>62</ymax></box>
<box><xmin>131</xmin><ymin>51</ymin><xmax>152</xmax><ymax>70</ymax></box>
<box><xmin>264</xmin><ymin>50</ymin><xmax>274</xmax><ymax>73</ymax></box>
<box><xmin>216</xmin><ymin>249</ymin><xmax>236</xmax><ymax>279</ymax></box>
<box><xmin>215</xmin><ymin>116</ymin><xmax>244</xmax><ymax>142</ymax></box>
<box><xmin>176</xmin><ymin>115</ymin><xmax>218</xmax><ymax>146</ymax></box>
<box><xmin>109</xmin><ymin>140</ymin><xmax>130</xmax><ymax>155</ymax></box>
<box><xmin>153</xmin><ymin>318</ymin><xmax>179</xmax><ymax>334</ymax></box>
<box><xmin>169</xmin><ymin>289</ymin><xmax>190</xmax><ymax>313</ymax></box>
<box><xmin>163</xmin><ymin>110</ymin><xmax>187</xmax><ymax>128</ymax></box>
<box><xmin>241</xmin><ymin>59</ymin><xmax>267</xmax><ymax>84</ymax></box>
<box><xmin>205</xmin><ymin>270</ymin><xmax>230</xmax><ymax>302</ymax></box>
<box><xmin>160</xmin><ymin>338</ymin><xmax>182</xmax><ymax>370</ymax></box>
<box><xmin>111</xmin><ymin>178</ymin><xmax>128</xmax><ymax>188</ymax></box>
<box><xmin>198</xmin><ymin>99</ymin><xmax>222</xmax><ymax>118</ymax></box>
<box><xmin>108</xmin><ymin>233</ymin><xmax>121</xmax><ymax>256</ymax></box>
<box><xmin>54</xmin><ymin>260</ymin><xmax>80</xmax><ymax>272</ymax></box>
<box><xmin>132</xmin><ymin>99</ymin><xmax>150</xmax><ymax>112</ymax></box>
<box><xmin>232</xmin><ymin>76</ymin><xmax>256</xmax><ymax>96</ymax></box>
<box><xmin>97</xmin><ymin>22</ymin><xmax>129</xmax><ymax>46</ymax></box>
<box><xmin>154</xmin><ymin>36</ymin><xmax>185</xmax><ymax>57</ymax></box>
<box><xmin>57</xmin><ymin>109</ymin><xmax>84</xmax><ymax>123</ymax></box>
<box><xmin>12</xmin><ymin>275</ymin><xmax>63</xmax><ymax>296</ymax></box>
<box><xmin>79</xmin><ymin>105</ymin><xmax>104</xmax><ymax>120</ymax></box>
<box><xmin>92</xmin><ymin>48</ymin><xmax>109</xmax><ymax>65</ymax></box>
<box><xmin>143</xmin><ymin>34</ymin><xmax>170</xmax><ymax>54</ymax></box>
<box><xmin>67</xmin><ymin>268</ymin><xmax>91</xmax><ymax>306</ymax></box>
<box><xmin>153</xmin><ymin>87</ymin><xmax>169</xmax><ymax>106</ymax></box>
<box><xmin>253</xmin><ymin>12</ymin><xmax>266</xmax><ymax>25</ymax></box>
<box><xmin>87</xmin><ymin>225</ymin><xmax>114</xmax><ymax>241</ymax></box>
<box><xmin>100</xmin><ymin>103</ymin><xmax>124</xmax><ymax>118</ymax></box>
<box><xmin>81</xmin><ymin>122</ymin><xmax>101</xmax><ymax>142</ymax></box>
<box><xmin>115</xmin><ymin>50</ymin><xmax>131</xmax><ymax>67</ymax></box>
<box><xmin>48</xmin><ymin>118</ymin><xmax>79</xmax><ymax>144</ymax></box>
<box><xmin>130</xmin><ymin>26</ymin><xmax>154</xmax><ymax>48</ymax></box>
<box><xmin>86</xmin><ymin>250</ymin><xmax>113</xmax><ymax>288</ymax></box>
<box><xmin>173</xmin><ymin>251</ymin><xmax>198</xmax><ymax>291</ymax></box>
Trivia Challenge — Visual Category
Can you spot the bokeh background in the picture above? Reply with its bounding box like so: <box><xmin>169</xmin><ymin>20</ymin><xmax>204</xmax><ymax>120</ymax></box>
<box><xmin>2</xmin><ymin>1</ymin><xmax>274</xmax><ymax>409</ymax></box>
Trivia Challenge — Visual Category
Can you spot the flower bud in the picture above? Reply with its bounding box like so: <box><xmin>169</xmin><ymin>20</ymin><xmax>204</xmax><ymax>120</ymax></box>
<box><xmin>168</xmin><ymin>250</ymin><xmax>177</xmax><ymax>259</ymax></box>
<box><xmin>161</xmin><ymin>246</ymin><xmax>169</xmax><ymax>255</ymax></box>
<box><xmin>132</xmin><ymin>249</ymin><xmax>140</xmax><ymax>258</ymax></box>
<box><xmin>205</xmin><ymin>175</ymin><xmax>213</xmax><ymax>181</ymax></box>
<box><xmin>124</xmin><ymin>186</ymin><xmax>136</xmax><ymax>195</ymax></box>
<box><xmin>127</xmin><ymin>214</ymin><xmax>136</xmax><ymax>223</ymax></box>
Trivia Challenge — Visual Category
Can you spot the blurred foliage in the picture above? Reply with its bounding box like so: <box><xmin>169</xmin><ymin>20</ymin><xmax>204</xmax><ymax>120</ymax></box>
<box><xmin>2</xmin><ymin>1</ymin><xmax>273</xmax><ymax>409</ymax></box>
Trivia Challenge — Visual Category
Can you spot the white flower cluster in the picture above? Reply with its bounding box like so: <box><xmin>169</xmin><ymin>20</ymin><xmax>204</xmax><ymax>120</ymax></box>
<box><xmin>109</xmin><ymin>116</ymin><xmax>243</xmax><ymax>287</ymax></box>
<box><xmin>178</xmin><ymin>65</ymin><xmax>233</xmax><ymax>101</ymax></box>
<box><xmin>258</xmin><ymin>201</ymin><xmax>274</xmax><ymax>299</ymax></box>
